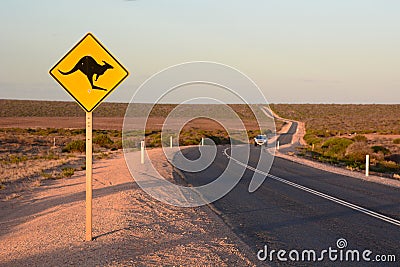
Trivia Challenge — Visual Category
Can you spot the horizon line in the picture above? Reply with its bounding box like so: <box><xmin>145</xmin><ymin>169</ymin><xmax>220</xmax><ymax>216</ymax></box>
<box><xmin>0</xmin><ymin>98</ymin><xmax>399</xmax><ymax>105</ymax></box>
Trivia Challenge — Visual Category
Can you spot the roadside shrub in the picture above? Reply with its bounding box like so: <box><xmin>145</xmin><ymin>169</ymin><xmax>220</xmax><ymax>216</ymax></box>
<box><xmin>393</xmin><ymin>138</ymin><xmax>400</xmax><ymax>144</ymax></box>
<box><xmin>112</xmin><ymin>140</ymin><xmax>123</xmax><ymax>150</ymax></box>
<box><xmin>61</xmin><ymin>167</ymin><xmax>75</xmax><ymax>178</ymax></box>
<box><xmin>62</xmin><ymin>140</ymin><xmax>85</xmax><ymax>153</ymax></box>
<box><xmin>321</xmin><ymin>138</ymin><xmax>353</xmax><ymax>159</ymax></box>
<box><xmin>71</xmin><ymin>129</ymin><xmax>85</xmax><ymax>135</ymax></box>
<box><xmin>385</xmin><ymin>154</ymin><xmax>400</xmax><ymax>164</ymax></box>
<box><xmin>9</xmin><ymin>155</ymin><xmax>28</xmax><ymax>164</ymax></box>
<box><xmin>383</xmin><ymin>160</ymin><xmax>399</xmax><ymax>170</ymax></box>
<box><xmin>146</xmin><ymin>132</ymin><xmax>161</xmax><ymax>147</ymax></box>
<box><xmin>95</xmin><ymin>152</ymin><xmax>109</xmax><ymax>160</ymax></box>
<box><xmin>372</xmin><ymin>161</ymin><xmax>400</xmax><ymax>173</ymax></box>
<box><xmin>352</xmin><ymin>135</ymin><xmax>367</xmax><ymax>143</ymax></box>
<box><xmin>310</xmin><ymin>129</ymin><xmax>335</xmax><ymax>138</ymax></box>
<box><xmin>93</xmin><ymin>134</ymin><xmax>114</xmax><ymax>148</ymax></box>
<box><xmin>371</xmin><ymin>146</ymin><xmax>390</xmax><ymax>155</ymax></box>
<box><xmin>303</xmin><ymin>133</ymin><xmax>323</xmax><ymax>146</ymax></box>
<box><xmin>345</xmin><ymin>142</ymin><xmax>373</xmax><ymax>162</ymax></box>
<box><xmin>122</xmin><ymin>139</ymin><xmax>137</xmax><ymax>149</ymax></box>
<box><xmin>41</xmin><ymin>171</ymin><xmax>53</xmax><ymax>179</ymax></box>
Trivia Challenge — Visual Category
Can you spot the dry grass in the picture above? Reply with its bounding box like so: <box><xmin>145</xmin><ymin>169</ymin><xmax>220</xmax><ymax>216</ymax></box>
<box><xmin>271</xmin><ymin>104</ymin><xmax>400</xmax><ymax>175</ymax></box>
<box><xmin>0</xmin><ymin>127</ymin><xmax>122</xmax><ymax>199</ymax></box>
<box><xmin>142</xmin><ymin>117</ymin><xmax>271</xmax><ymax>148</ymax></box>
<box><xmin>271</xmin><ymin>104</ymin><xmax>400</xmax><ymax>135</ymax></box>
<box><xmin>0</xmin><ymin>100</ymin><xmax>281</xmax><ymax>133</ymax></box>
<box><xmin>0</xmin><ymin>99</ymin><xmax>128</xmax><ymax>117</ymax></box>
<box><xmin>1</xmin><ymin>100</ymin><xmax>275</xmax><ymax>121</ymax></box>
<box><xmin>0</xmin><ymin>101</ymin><xmax>274</xmax><ymax>198</ymax></box>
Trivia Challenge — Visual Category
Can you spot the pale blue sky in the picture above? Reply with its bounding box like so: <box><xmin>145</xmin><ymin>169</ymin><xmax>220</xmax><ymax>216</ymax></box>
<box><xmin>0</xmin><ymin>0</ymin><xmax>399</xmax><ymax>103</ymax></box>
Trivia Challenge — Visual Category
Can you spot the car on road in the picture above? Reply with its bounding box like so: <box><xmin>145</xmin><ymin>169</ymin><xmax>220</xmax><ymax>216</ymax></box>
<box><xmin>254</xmin><ymin>134</ymin><xmax>268</xmax><ymax>146</ymax></box>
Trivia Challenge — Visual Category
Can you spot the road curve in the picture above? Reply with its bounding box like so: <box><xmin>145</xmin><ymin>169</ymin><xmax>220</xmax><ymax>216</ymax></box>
<box><xmin>277</xmin><ymin>122</ymin><xmax>298</xmax><ymax>146</ymax></box>
<box><xmin>178</xmin><ymin>145</ymin><xmax>400</xmax><ymax>266</ymax></box>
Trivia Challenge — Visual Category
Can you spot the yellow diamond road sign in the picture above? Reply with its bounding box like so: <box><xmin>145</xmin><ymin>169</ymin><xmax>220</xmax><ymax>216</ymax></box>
<box><xmin>49</xmin><ymin>33</ymin><xmax>129</xmax><ymax>112</ymax></box>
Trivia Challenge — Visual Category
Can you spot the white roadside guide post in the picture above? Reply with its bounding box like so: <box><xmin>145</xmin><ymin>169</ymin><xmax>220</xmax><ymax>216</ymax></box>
<box><xmin>141</xmin><ymin>141</ymin><xmax>145</xmax><ymax>164</ymax></box>
<box><xmin>277</xmin><ymin>140</ymin><xmax>280</xmax><ymax>150</ymax></box>
<box><xmin>170</xmin><ymin>136</ymin><xmax>173</xmax><ymax>148</ymax></box>
<box><xmin>201</xmin><ymin>137</ymin><xmax>204</xmax><ymax>146</ymax></box>
<box><xmin>366</xmin><ymin>155</ymin><xmax>370</xmax><ymax>177</ymax></box>
<box><xmin>49</xmin><ymin>33</ymin><xmax>129</xmax><ymax>241</ymax></box>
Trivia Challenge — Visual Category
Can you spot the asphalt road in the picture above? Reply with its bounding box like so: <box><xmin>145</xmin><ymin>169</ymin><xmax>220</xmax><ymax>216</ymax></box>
<box><xmin>178</xmin><ymin>146</ymin><xmax>400</xmax><ymax>266</ymax></box>
<box><xmin>277</xmin><ymin>122</ymin><xmax>298</xmax><ymax>145</ymax></box>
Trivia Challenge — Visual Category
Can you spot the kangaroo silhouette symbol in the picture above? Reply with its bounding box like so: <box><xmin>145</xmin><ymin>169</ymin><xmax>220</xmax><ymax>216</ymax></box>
<box><xmin>58</xmin><ymin>55</ymin><xmax>113</xmax><ymax>91</ymax></box>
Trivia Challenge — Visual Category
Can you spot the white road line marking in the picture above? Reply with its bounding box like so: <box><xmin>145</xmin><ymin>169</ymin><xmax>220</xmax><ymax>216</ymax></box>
<box><xmin>223</xmin><ymin>147</ymin><xmax>400</xmax><ymax>227</ymax></box>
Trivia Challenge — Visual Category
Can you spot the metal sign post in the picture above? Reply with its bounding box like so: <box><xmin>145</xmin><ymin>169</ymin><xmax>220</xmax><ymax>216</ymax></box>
<box><xmin>85</xmin><ymin>112</ymin><xmax>93</xmax><ymax>241</ymax></box>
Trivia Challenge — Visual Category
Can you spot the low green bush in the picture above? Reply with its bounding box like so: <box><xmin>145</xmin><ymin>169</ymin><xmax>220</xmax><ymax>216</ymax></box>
<box><xmin>122</xmin><ymin>139</ymin><xmax>137</xmax><ymax>149</ymax></box>
<box><xmin>372</xmin><ymin>161</ymin><xmax>399</xmax><ymax>173</ymax></box>
<box><xmin>345</xmin><ymin>142</ymin><xmax>372</xmax><ymax>162</ymax></box>
<box><xmin>41</xmin><ymin>171</ymin><xmax>53</xmax><ymax>179</ymax></box>
<box><xmin>113</xmin><ymin>140</ymin><xmax>123</xmax><ymax>150</ymax></box>
<box><xmin>304</xmin><ymin>133</ymin><xmax>323</xmax><ymax>146</ymax></box>
<box><xmin>9</xmin><ymin>155</ymin><xmax>28</xmax><ymax>164</ymax></box>
<box><xmin>371</xmin><ymin>146</ymin><xmax>390</xmax><ymax>155</ymax></box>
<box><xmin>93</xmin><ymin>134</ymin><xmax>114</xmax><ymax>148</ymax></box>
<box><xmin>393</xmin><ymin>138</ymin><xmax>400</xmax><ymax>144</ymax></box>
<box><xmin>321</xmin><ymin>138</ymin><xmax>353</xmax><ymax>159</ymax></box>
<box><xmin>62</xmin><ymin>167</ymin><xmax>75</xmax><ymax>178</ymax></box>
<box><xmin>352</xmin><ymin>135</ymin><xmax>367</xmax><ymax>142</ymax></box>
<box><xmin>62</xmin><ymin>140</ymin><xmax>85</xmax><ymax>153</ymax></box>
